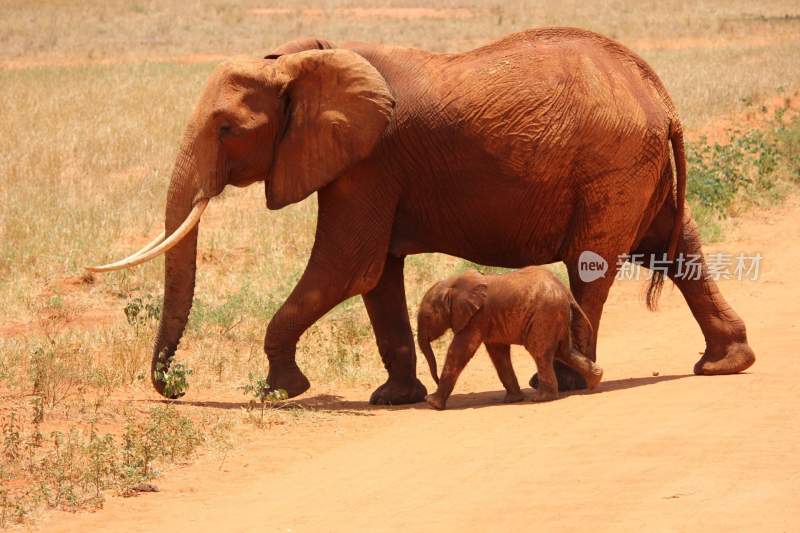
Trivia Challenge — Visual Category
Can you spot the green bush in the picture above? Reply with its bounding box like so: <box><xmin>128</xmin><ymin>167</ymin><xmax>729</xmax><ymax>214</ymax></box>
<box><xmin>0</xmin><ymin>405</ymin><xmax>210</xmax><ymax>523</ymax></box>
<box><xmin>686</xmin><ymin>108</ymin><xmax>800</xmax><ymax>239</ymax></box>
<box><xmin>153</xmin><ymin>361</ymin><xmax>193</xmax><ymax>399</ymax></box>
<box><xmin>123</xmin><ymin>294</ymin><xmax>161</xmax><ymax>328</ymax></box>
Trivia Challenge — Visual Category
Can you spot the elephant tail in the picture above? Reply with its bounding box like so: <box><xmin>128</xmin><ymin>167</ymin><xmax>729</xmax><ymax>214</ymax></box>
<box><xmin>569</xmin><ymin>295</ymin><xmax>594</xmax><ymax>360</ymax></box>
<box><xmin>647</xmin><ymin>119</ymin><xmax>687</xmax><ymax>310</ymax></box>
<box><xmin>667</xmin><ymin>120</ymin><xmax>686</xmax><ymax>262</ymax></box>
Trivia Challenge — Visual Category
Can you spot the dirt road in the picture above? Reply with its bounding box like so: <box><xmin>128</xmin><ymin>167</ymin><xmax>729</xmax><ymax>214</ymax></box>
<box><xmin>49</xmin><ymin>197</ymin><xmax>800</xmax><ymax>532</ymax></box>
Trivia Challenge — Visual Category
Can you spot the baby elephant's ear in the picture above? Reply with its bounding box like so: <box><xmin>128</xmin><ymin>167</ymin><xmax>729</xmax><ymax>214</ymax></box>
<box><xmin>451</xmin><ymin>270</ymin><xmax>488</xmax><ymax>332</ymax></box>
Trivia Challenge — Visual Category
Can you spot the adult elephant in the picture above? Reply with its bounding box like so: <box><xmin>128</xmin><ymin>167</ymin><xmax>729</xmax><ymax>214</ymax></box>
<box><xmin>89</xmin><ymin>28</ymin><xmax>755</xmax><ymax>404</ymax></box>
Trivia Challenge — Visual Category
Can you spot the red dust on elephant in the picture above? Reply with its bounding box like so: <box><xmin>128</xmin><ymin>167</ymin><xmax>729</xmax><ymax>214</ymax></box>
<box><xmin>88</xmin><ymin>28</ymin><xmax>755</xmax><ymax>404</ymax></box>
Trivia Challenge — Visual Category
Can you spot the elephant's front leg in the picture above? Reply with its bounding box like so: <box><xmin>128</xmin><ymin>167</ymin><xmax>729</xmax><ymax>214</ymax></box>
<box><xmin>263</xmin><ymin>263</ymin><xmax>357</xmax><ymax>398</ymax></box>
<box><xmin>426</xmin><ymin>330</ymin><xmax>482</xmax><ymax>410</ymax></box>
<box><xmin>264</xmin><ymin>174</ymin><xmax>402</xmax><ymax>399</ymax></box>
<box><xmin>363</xmin><ymin>254</ymin><xmax>427</xmax><ymax>405</ymax></box>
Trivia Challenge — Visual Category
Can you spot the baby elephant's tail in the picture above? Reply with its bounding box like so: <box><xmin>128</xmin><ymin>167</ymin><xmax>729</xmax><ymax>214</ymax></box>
<box><xmin>568</xmin><ymin>296</ymin><xmax>594</xmax><ymax>361</ymax></box>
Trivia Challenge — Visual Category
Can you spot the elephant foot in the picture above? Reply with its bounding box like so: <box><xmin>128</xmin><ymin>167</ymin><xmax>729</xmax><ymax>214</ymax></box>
<box><xmin>529</xmin><ymin>362</ymin><xmax>587</xmax><ymax>392</ymax></box>
<box><xmin>370</xmin><ymin>377</ymin><xmax>427</xmax><ymax>405</ymax></box>
<box><xmin>266</xmin><ymin>359</ymin><xmax>310</xmax><ymax>398</ymax></box>
<box><xmin>504</xmin><ymin>391</ymin><xmax>525</xmax><ymax>404</ymax></box>
<box><xmin>584</xmin><ymin>365</ymin><xmax>604</xmax><ymax>390</ymax></box>
<box><xmin>425</xmin><ymin>392</ymin><xmax>446</xmax><ymax>410</ymax></box>
<box><xmin>530</xmin><ymin>389</ymin><xmax>558</xmax><ymax>403</ymax></box>
<box><xmin>693</xmin><ymin>341</ymin><xmax>756</xmax><ymax>375</ymax></box>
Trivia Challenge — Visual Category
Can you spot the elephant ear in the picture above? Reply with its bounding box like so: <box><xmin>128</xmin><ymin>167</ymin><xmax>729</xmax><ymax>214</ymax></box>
<box><xmin>450</xmin><ymin>270</ymin><xmax>488</xmax><ymax>333</ymax></box>
<box><xmin>266</xmin><ymin>49</ymin><xmax>395</xmax><ymax>209</ymax></box>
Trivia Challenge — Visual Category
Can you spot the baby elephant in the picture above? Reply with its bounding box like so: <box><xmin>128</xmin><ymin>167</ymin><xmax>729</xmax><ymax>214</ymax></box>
<box><xmin>417</xmin><ymin>267</ymin><xmax>603</xmax><ymax>410</ymax></box>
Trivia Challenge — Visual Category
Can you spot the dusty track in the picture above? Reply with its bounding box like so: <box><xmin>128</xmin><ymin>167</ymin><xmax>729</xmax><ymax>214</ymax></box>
<box><xmin>46</xmin><ymin>189</ymin><xmax>800</xmax><ymax>531</ymax></box>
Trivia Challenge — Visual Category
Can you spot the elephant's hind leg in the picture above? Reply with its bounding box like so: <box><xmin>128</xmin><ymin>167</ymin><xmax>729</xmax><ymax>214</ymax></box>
<box><xmin>533</xmin><ymin>166</ymin><xmax>662</xmax><ymax>390</ymax></box>
<box><xmin>528</xmin><ymin>345</ymin><xmax>559</xmax><ymax>402</ymax></box>
<box><xmin>556</xmin><ymin>345</ymin><xmax>604</xmax><ymax>390</ymax></box>
<box><xmin>634</xmin><ymin>207</ymin><xmax>755</xmax><ymax>375</ymax></box>
<box><xmin>529</xmin><ymin>250</ymin><xmax>619</xmax><ymax>392</ymax></box>
<box><xmin>363</xmin><ymin>254</ymin><xmax>427</xmax><ymax>405</ymax></box>
<box><xmin>485</xmin><ymin>344</ymin><xmax>524</xmax><ymax>403</ymax></box>
<box><xmin>676</xmin><ymin>217</ymin><xmax>754</xmax><ymax>374</ymax></box>
<box><xmin>526</xmin><ymin>321</ymin><xmax>564</xmax><ymax>402</ymax></box>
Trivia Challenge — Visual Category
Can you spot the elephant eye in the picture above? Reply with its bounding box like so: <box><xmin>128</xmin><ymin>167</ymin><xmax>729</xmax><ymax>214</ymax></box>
<box><xmin>218</xmin><ymin>122</ymin><xmax>234</xmax><ymax>138</ymax></box>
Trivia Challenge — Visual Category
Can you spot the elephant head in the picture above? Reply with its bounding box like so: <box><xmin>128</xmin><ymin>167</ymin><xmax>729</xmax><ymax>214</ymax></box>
<box><xmin>416</xmin><ymin>270</ymin><xmax>488</xmax><ymax>384</ymax></box>
<box><xmin>87</xmin><ymin>48</ymin><xmax>395</xmax><ymax>398</ymax></box>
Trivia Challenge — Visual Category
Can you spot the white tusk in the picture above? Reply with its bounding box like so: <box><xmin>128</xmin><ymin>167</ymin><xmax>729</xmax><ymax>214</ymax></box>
<box><xmin>84</xmin><ymin>230</ymin><xmax>166</xmax><ymax>272</ymax></box>
<box><xmin>86</xmin><ymin>200</ymin><xmax>208</xmax><ymax>273</ymax></box>
<box><xmin>130</xmin><ymin>230</ymin><xmax>166</xmax><ymax>258</ymax></box>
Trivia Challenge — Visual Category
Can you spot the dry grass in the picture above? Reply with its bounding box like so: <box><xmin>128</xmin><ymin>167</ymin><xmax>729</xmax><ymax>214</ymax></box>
<box><xmin>2</xmin><ymin>1</ymin><xmax>800</xmax><ymax>128</ymax></box>
<box><xmin>0</xmin><ymin>0</ymin><xmax>799</xmax><ymax>525</ymax></box>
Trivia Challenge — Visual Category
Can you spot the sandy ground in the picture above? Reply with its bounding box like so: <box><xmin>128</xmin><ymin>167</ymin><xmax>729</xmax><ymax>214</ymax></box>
<box><xmin>43</xmin><ymin>195</ymin><xmax>800</xmax><ymax>530</ymax></box>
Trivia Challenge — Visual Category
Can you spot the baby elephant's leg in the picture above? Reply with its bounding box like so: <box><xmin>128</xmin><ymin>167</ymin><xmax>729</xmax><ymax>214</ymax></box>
<box><xmin>558</xmin><ymin>348</ymin><xmax>604</xmax><ymax>390</ymax></box>
<box><xmin>526</xmin><ymin>341</ymin><xmax>560</xmax><ymax>402</ymax></box>
<box><xmin>485</xmin><ymin>344</ymin><xmax>524</xmax><ymax>403</ymax></box>
<box><xmin>426</xmin><ymin>331</ymin><xmax>481</xmax><ymax>410</ymax></box>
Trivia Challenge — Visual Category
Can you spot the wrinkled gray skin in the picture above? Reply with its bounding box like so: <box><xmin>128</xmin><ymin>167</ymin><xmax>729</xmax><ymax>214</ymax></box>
<box><xmin>417</xmin><ymin>268</ymin><xmax>603</xmax><ymax>410</ymax></box>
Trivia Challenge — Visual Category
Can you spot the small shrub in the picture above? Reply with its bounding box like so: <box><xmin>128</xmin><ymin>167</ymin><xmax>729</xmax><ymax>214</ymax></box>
<box><xmin>0</xmin><ymin>404</ymin><xmax>209</xmax><ymax>522</ymax></box>
<box><xmin>686</xmin><ymin>107</ymin><xmax>800</xmax><ymax>238</ymax></box>
<box><xmin>687</xmin><ymin>132</ymin><xmax>762</xmax><ymax>216</ymax></box>
<box><xmin>120</xmin><ymin>404</ymin><xmax>204</xmax><ymax>486</ymax></box>
<box><xmin>145</xmin><ymin>405</ymin><xmax>204</xmax><ymax>463</ymax></box>
<box><xmin>123</xmin><ymin>294</ymin><xmax>161</xmax><ymax>329</ymax></box>
<box><xmin>153</xmin><ymin>361</ymin><xmax>193</xmax><ymax>398</ymax></box>
<box><xmin>2</xmin><ymin>413</ymin><xmax>21</xmax><ymax>462</ymax></box>
<box><xmin>240</xmin><ymin>373</ymin><xmax>288</xmax><ymax>426</ymax></box>
<box><xmin>28</xmin><ymin>342</ymin><xmax>83</xmax><ymax>411</ymax></box>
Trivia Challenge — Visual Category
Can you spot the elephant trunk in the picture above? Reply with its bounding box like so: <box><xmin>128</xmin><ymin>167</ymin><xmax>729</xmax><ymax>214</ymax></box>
<box><xmin>418</xmin><ymin>329</ymin><xmax>440</xmax><ymax>385</ymax></box>
<box><xmin>151</xmin><ymin>140</ymin><xmax>201</xmax><ymax>398</ymax></box>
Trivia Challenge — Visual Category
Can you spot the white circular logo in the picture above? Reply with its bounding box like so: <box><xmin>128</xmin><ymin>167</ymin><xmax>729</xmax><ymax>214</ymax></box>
<box><xmin>578</xmin><ymin>251</ymin><xmax>608</xmax><ymax>282</ymax></box>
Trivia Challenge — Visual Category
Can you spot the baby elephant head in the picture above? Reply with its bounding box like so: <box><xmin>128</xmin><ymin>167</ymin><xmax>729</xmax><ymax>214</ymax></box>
<box><xmin>416</xmin><ymin>269</ymin><xmax>488</xmax><ymax>384</ymax></box>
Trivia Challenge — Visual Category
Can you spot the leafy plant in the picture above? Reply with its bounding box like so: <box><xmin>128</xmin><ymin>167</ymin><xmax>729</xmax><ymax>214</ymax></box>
<box><xmin>687</xmin><ymin>132</ymin><xmax>761</xmax><ymax>215</ymax></box>
<box><xmin>124</xmin><ymin>294</ymin><xmax>161</xmax><ymax>328</ymax></box>
<box><xmin>2</xmin><ymin>413</ymin><xmax>21</xmax><ymax>462</ymax></box>
<box><xmin>28</xmin><ymin>342</ymin><xmax>82</xmax><ymax>411</ymax></box>
<box><xmin>153</xmin><ymin>361</ymin><xmax>193</xmax><ymax>399</ymax></box>
<box><xmin>686</xmin><ymin>107</ymin><xmax>800</xmax><ymax>239</ymax></box>
<box><xmin>84</xmin><ymin>422</ymin><xmax>117</xmax><ymax>505</ymax></box>
<box><xmin>121</xmin><ymin>405</ymin><xmax>203</xmax><ymax>485</ymax></box>
<box><xmin>240</xmin><ymin>373</ymin><xmax>288</xmax><ymax>425</ymax></box>
<box><xmin>37</xmin><ymin>430</ymin><xmax>81</xmax><ymax>509</ymax></box>
<box><xmin>240</xmin><ymin>373</ymin><xmax>288</xmax><ymax>404</ymax></box>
